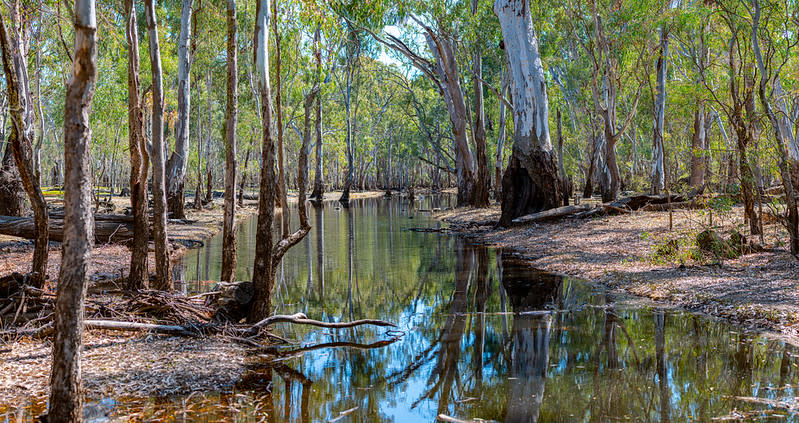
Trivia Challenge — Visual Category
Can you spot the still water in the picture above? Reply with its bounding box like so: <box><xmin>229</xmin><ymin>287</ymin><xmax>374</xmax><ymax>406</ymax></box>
<box><xmin>10</xmin><ymin>196</ymin><xmax>799</xmax><ymax>421</ymax></box>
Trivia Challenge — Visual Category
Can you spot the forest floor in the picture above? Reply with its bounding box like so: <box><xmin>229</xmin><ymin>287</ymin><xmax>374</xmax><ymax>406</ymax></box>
<box><xmin>437</xmin><ymin>201</ymin><xmax>799</xmax><ymax>341</ymax></box>
<box><xmin>0</xmin><ymin>189</ymin><xmax>388</xmax><ymax>411</ymax></box>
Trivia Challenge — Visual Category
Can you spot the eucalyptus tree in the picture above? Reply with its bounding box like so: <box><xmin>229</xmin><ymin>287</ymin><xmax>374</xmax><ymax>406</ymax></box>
<box><xmin>250</xmin><ymin>0</ymin><xmax>311</xmax><ymax>321</ymax></box>
<box><xmin>494</xmin><ymin>0</ymin><xmax>566</xmax><ymax>226</ymax></box>
<box><xmin>751</xmin><ymin>0</ymin><xmax>799</xmax><ymax>253</ymax></box>
<box><xmin>651</xmin><ymin>1</ymin><xmax>680</xmax><ymax>195</ymax></box>
<box><xmin>221</xmin><ymin>0</ymin><xmax>238</xmax><ymax>283</ymax></box>
<box><xmin>48</xmin><ymin>0</ymin><xmax>97</xmax><ymax>418</ymax></box>
<box><xmin>145</xmin><ymin>0</ymin><xmax>172</xmax><ymax>290</ymax></box>
<box><xmin>166</xmin><ymin>0</ymin><xmax>195</xmax><ymax>219</ymax></box>
<box><xmin>125</xmin><ymin>0</ymin><xmax>149</xmax><ymax>290</ymax></box>
<box><xmin>0</xmin><ymin>0</ymin><xmax>49</xmax><ymax>288</ymax></box>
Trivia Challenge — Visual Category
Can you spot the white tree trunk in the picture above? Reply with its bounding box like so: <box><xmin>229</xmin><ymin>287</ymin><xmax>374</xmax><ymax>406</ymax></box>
<box><xmin>494</xmin><ymin>0</ymin><xmax>564</xmax><ymax>226</ymax></box>
<box><xmin>166</xmin><ymin>0</ymin><xmax>194</xmax><ymax>218</ymax></box>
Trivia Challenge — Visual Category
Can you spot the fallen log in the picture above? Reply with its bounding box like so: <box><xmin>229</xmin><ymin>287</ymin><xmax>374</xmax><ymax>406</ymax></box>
<box><xmin>640</xmin><ymin>200</ymin><xmax>703</xmax><ymax>212</ymax></box>
<box><xmin>610</xmin><ymin>194</ymin><xmax>687</xmax><ymax>211</ymax></box>
<box><xmin>0</xmin><ymin>215</ymin><xmax>139</xmax><ymax>243</ymax></box>
<box><xmin>511</xmin><ymin>204</ymin><xmax>593</xmax><ymax>225</ymax></box>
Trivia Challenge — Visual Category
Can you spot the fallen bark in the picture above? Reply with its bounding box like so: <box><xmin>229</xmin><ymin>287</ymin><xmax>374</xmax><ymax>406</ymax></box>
<box><xmin>0</xmin><ymin>215</ymin><xmax>138</xmax><ymax>243</ymax></box>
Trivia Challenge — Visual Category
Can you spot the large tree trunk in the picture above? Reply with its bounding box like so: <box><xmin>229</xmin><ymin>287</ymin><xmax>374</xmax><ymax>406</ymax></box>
<box><xmin>125</xmin><ymin>0</ymin><xmax>149</xmax><ymax>291</ymax></box>
<box><xmin>495</xmin><ymin>0</ymin><xmax>564</xmax><ymax>226</ymax></box>
<box><xmin>145</xmin><ymin>0</ymin><xmax>172</xmax><ymax>291</ymax></box>
<box><xmin>47</xmin><ymin>0</ymin><xmax>97</xmax><ymax>419</ymax></box>
<box><xmin>221</xmin><ymin>0</ymin><xmax>238</xmax><ymax>283</ymax></box>
<box><xmin>650</xmin><ymin>26</ymin><xmax>668</xmax><ymax>195</ymax></box>
<box><xmin>556</xmin><ymin>109</ymin><xmax>571</xmax><ymax>203</ymax></box>
<box><xmin>165</xmin><ymin>0</ymin><xmax>194</xmax><ymax>220</ymax></box>
<box><xmin>310</xmin><ymin>26</ymin><xmax>324</xmax><ymax>202</ymax></box>
<box><xmin>0</xmin><ymin>6</ymin><xmax>49</xmax><ymax>288</ymax></box>
<box><xmin>689</xmin><ymin>104</ymin><xmax>706</xmax><ymax>188</ymax></box>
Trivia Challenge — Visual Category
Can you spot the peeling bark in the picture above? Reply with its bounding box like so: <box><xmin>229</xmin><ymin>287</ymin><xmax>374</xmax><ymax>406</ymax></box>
<box><xmin>495</xmin><ymin>0</ymin><xmax>564</xmax><ymax>226</ymax></box>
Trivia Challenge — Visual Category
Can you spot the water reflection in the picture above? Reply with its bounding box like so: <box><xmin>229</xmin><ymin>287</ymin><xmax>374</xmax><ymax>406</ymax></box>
<box><xmin>7</xmin><ymin>196</ymin><xmax>799</xmax><ymax>422</ymax></box>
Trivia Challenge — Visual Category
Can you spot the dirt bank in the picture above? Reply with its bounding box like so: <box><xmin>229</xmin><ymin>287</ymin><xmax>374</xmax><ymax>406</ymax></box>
<box><xmin>438</xmin><ymin>204</ymin><xmax>799</xmax><ymax>339</ymax></box>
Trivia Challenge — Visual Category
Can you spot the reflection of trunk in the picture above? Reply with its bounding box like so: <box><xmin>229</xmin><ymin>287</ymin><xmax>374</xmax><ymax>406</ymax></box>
<box><xmin>145</xmin><ymin>0</ymin><xmax>172</xmax><ymax>290</ymax></box>
<box><xmin>165</xmin><ymin>0</ymin><xmax>194</xmax><ymax>219</ymax></box>
<box><xmin>48</xmin><ymin>0</ymin><xmax>97</xmax><ymax>417</ymax></box>
<box><xmin>221</xmin><ymin>0</ymin><xmax>238</xmax><ymax>283</ymax></box>
<box><xmin>495</xmin><ymin>0</ymin><xmax>564</xmax><ymax>226</ymax></box>
<box><xmin>432</xmin><ymin>239</ymin><xmax>471</xmax><ymax>415</ymax></box>
<box><xmin>501</xmin><ymin>257</ymin><xmax>560</xmax><ymax>423</ymax></box>
<box><xmin>654</xmin><ymin>312</ymin><xmax>670</xmax><ymax>423</ymax></box>
<box><xmin>0</xmin><ymin>8</ymin><xmax>49</xmax><ymax>287</ymax></box>
<box><xmin>472</xmin><ymin>247</ymin><xmax>490</xmax><ymax>389</ymax></box>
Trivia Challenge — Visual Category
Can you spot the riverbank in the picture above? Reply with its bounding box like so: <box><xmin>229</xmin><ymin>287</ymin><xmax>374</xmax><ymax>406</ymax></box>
<box><xmin>437</xmin><ymin>203</ymin><xmax>799</xmax><ymax>339</ymax></box>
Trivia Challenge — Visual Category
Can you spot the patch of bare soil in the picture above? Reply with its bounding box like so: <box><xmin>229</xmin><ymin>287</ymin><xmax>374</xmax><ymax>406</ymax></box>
<box><xmin>0</xmin><ymin>332</ymin><xmax>248</xmax><ymax>415</ymax></box>
<box><xmin>438</xmin><ymin>204</ymin><xmax>799</xmax><ymax>339</ymax></box>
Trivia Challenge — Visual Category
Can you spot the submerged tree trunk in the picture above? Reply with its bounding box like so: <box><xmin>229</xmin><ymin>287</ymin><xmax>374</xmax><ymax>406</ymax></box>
<box><xmin>0</xmin><ymin>7</ymin><xmax>49</xmax><ymax>288</ymax></box>
<box><xmin>125</xmin><ymin>0</ymin><xmax>149</xmax><ymax>291</ymax></box>
<box><xmin>166</xmin><ymin>0</ymin><xmax>194</xmax><ymax>220</ymax></box>
<box><xmin>495</xmin><ymin>0</ymin><xmax>564</xmax><ymax>226</ymax></box>
<box><xmin>47</xmin><ymin>0</ymin><xmax>97</xmax><ymax>419</ymax></box>
<box><xmin>145</xmin><ymin>0</ymin><xmax>172</xmax><ymax>291</ymax></box>
<box><xmin>221</xmin><ymin>0</ymin><xmax>238</xmax><ymax>283</ymax></box>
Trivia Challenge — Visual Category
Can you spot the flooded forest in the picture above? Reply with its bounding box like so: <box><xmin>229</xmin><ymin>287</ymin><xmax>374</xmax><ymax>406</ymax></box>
<box><xmin>1</xmin><ymin>0</ymin><xmax>799</xmax><ymax>421</ymax></box>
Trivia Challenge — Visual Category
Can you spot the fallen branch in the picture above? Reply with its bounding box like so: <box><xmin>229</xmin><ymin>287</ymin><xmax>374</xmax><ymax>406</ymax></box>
<box><xmin>247</xmin><ymin>312</ymin><xmax>397</xmax><ymax>336</ymax></box>
<box><xmin>84</xmin><ymin>319</ymin><xmax>199</xmax><ymax>336</ymax></box>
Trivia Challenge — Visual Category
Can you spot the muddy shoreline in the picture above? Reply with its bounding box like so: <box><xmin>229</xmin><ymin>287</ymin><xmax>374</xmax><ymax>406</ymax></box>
<box><xmin>437</xmin><ymin>204</ymin><xmax>799</xmax><ymax>342</ymax></box>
